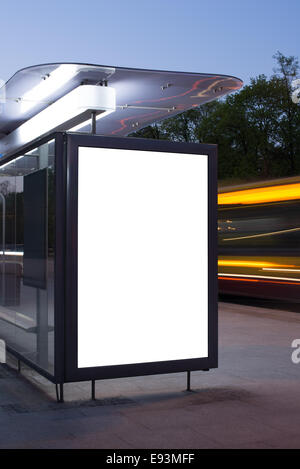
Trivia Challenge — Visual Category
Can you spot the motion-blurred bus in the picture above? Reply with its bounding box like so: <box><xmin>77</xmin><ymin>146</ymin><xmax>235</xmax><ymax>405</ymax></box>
<box><xmin>218</xmin><ymin>177</ymin><xmax>300</xmax><ymax>301</ymax></box>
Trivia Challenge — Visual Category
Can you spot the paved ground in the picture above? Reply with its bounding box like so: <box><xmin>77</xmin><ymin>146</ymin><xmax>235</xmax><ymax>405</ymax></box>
<box><xmin>0</xmin><ymin>301</ymin><xmax>300</xmax><ymax>449</ymax></box>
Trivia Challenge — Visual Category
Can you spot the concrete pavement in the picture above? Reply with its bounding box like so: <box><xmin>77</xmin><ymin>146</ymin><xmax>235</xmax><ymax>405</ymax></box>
<box><xmin>0</xmin><ymin>301</ymin><xmax>300</xmax><ymax>449</ymax></box>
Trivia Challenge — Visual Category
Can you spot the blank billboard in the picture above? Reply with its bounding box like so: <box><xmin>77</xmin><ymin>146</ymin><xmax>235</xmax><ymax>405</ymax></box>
<box><xmin>77</xmin><ymin>146</ymin><xmax>208</xmax><ymax>369</ymax></box>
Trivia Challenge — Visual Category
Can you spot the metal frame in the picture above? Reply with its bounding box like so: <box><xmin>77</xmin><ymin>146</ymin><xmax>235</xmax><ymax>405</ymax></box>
<box><xmin>64</xmin><ymin>134</ymin><xmax>218</xmax><ymax>383</ymax></box>
<box><xmin>53</xmin><ymin>132</ymin><xmax>66</xmax><ymax>384</ymax></box>
<box><xmin>0</xmin><ymin>132</ymin><xmax>65</xmax><ymax>384</ymax></box>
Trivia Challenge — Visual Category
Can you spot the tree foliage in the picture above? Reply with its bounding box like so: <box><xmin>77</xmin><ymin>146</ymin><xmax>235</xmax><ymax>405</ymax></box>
<box><xmin>131</xmin><ymin>53</ymin><xmax>300</xmax><ymax>182</ymax></box>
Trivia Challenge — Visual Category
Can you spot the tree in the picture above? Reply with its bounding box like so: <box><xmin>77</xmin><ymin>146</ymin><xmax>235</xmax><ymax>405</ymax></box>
<box><xmin>130</xmin><ymin>52</ymin><xmax>300</xmax><ymax>182</ymax></box>
<box><xmin>131</xmin><ymin>124</ymin><xmax>166</xmax><ymax>140</ymax></box>
<box><xmin>272</xmin><ymin>52</ymin><xmax>300</xmax><ymax>175</ymax></box>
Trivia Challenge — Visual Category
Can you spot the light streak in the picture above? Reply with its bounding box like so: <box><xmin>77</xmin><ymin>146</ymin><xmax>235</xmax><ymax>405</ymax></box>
<box><xmin>218</xmin><ymin>183</ymin><xmax>300</xmax><ymax>205</ymax></box>
<box><xmin>218</xmin><ymin>260</ymin><xmax>296</xmax><ymax>268</ymax></box>
<box><xmin>218</xmin><ymin>273</ymin><xmax>300</xmax><ymax>282</ymax></box>
<box><xmin>218</xmin><ymin>276</ymin><xmax>300</xmax><ymax>286</ymax></box>
<box><xmin>262</xmin><ymin>268</ymin><xmax>300</xmax><ymax>273</ymax></box>
<box><xmin>0</xmin><ymin>251</ymin><xmax>23</xmax><ymax>256</ymax></box>
<box><xmin>223</xmin><ymin>227</ymin><xmax>300</xmax><ymax>242</ymax></box>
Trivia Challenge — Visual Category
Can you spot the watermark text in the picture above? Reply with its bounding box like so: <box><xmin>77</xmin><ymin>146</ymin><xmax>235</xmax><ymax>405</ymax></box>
<box><xmin>291</xmin><ymin>79</ymin><xmax>300</xmax><ymax>104</ymax></box>
<box><xmin>291</xmin><ymin>339</ymin><xmax>300</xmax><ymax>364</ymax></box>
<box><xmin>0</xmin><ymin>339</ymin><xmax>6</xmax><ymax>363</ymax></box>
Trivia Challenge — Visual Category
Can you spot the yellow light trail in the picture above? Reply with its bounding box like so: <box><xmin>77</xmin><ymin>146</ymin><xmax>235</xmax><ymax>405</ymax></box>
<box><xmin>218</xmin><ymin>260</ymin><xmax>297</xmax><ymax>269</ymax></box>
<box><xmin>218</xmin><ymin>183</ymin><xmax>300</xmax><ymax>205</ymax></box>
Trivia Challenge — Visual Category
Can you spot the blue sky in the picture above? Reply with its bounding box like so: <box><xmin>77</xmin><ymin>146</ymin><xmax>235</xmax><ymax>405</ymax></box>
<box><xmin>1</xmin><ymin>0</ymin><xmax>299</xmax><ymax>85</ymax></box>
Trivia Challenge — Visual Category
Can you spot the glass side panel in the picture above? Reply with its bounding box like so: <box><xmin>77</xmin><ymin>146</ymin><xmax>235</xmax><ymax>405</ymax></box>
<box><xmin>0</xmin><ymin>139</ymin><xmax>55</xmax><ymax>374</ymax></box>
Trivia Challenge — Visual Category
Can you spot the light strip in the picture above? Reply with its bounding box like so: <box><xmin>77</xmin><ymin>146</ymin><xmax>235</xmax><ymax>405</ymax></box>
<box><xmin>218</xmin><ymin>273</ymin><xmax>300</xmax><ymax>282</ymax></box>
<box><xmin>223</xmin><ymin>227</ymin><xmax>300</xmax><ymax>242</ymax></box>
<box><xmin>0</xmin><ymin>251</ymin><xmax>23</xmax><ymax>256</ymax></box>
<box><xmin>21</xmin><ymin>65</ymin><xmax>79</xmax><ymax>113</ymax></box>
<box><xmin>262</xmin><ymin>268</ymin><xmax>300</xmax><ymax>273</ymax></box>
<box><xmin>0</xmin><ymin>85</ymin><xmax>115</xmax><ymax>157</ymax></box>
<box><xmin>0</xmin><ymin>155</ymin><xmax>23</xmax><ymax>170</ymax></box>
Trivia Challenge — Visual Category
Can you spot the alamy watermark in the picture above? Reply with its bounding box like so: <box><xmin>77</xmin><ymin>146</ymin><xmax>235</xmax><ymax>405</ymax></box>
<box><xmin>0</xmin><ymin>78</ymin><xmax>5</xmax><ymax>115</ymax></box>
<box><xmin>291</xmin><ymin>79</ymin><xmax>300</xmax><ymax>104</ymax></box>
<box><xmin>0</xmin><ymin>339</ymin><xmax>6</xmax><ymax>364</ymax></box>
<box><xmin>291</xmin><ymin>339</ymin><xmax>300</xmax><ymax>364</ymax></box>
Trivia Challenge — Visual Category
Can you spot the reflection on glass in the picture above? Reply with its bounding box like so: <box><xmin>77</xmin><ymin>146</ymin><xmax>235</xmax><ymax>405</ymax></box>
<box><xmin>0</xmin><ymin>140</ymin><xmax>55</xmax><ymax>373</ymax></box>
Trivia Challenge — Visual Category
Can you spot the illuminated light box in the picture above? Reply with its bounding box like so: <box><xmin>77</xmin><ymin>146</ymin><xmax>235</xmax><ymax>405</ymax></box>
<box><xmin>78</xmin><ymin>147</ymin><xmax>208</xmax><ymax>368</ymax></box>
<box><xmin>64</xmin><ymin>134</ymin><xmax>218</xmax><ymax>382</ymax></box>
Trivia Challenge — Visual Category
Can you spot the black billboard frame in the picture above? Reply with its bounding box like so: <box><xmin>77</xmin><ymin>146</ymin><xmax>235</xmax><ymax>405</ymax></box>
<box><xmin>64</xmin><ymin>134</ymin><xmax>218</xmax><ymax>385</ymax></box>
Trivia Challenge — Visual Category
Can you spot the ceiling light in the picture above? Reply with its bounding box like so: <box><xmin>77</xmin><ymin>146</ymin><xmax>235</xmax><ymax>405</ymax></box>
<box><xmin>0</xmin><ymin>85</ymin><xmax>115</xmax><ymax>156</ymax></box>
<box><xmin>20</xmin><ymin>64</ymin><xmax>79</xmax><ymax>113</ymax></box>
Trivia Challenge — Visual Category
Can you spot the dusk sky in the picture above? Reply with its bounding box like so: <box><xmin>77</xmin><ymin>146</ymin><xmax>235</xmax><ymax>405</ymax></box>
<box><xmin>1</xmin><ymin>0</ymin><xmax>299</xmax><ymax>85</ymax></box>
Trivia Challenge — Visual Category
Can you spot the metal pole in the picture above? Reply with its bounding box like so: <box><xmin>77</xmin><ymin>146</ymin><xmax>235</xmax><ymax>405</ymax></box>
<box><xmin>91</xmin><ymin>380</ymin><xmax>96</xmax><ymax>400</ymax></box>
<box><xmin>55</xmin><ymin>384</ymin><xmax>64</xmax><ymax>403</ymax></box>
<box><xmin>91</xmin><ymin>111</ymin><xmax>97</xmax><ymax>134</ymax></box>
<box><xmin>58</xmin><ymin>383</ymin><xmax>64</xmax><ymax>403</ymax></box>
<box><xmin>36</xmin><ymin>145</ymin><xmax>49</xmax><ymax>369</ymax></box>
<box><xmin>186</xmin><ymin>371</ymin><xmax>191</xmax><ymax>392</ymax></box>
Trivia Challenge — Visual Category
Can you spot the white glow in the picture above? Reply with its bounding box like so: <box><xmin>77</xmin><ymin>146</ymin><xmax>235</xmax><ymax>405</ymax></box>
<box><xmin>0</xmin><ymin>85</ymin><xmax>115</xmax><ymax>156</ymax></box>
<box><xmin>262</xmin><ymin>268</ymin><xmax>300</xmax><ymax>273</ymax></box>
<box><xmin>0</xmin><ymin>251</ymin><xmax>23</xmax><ymax>256</ymax></box>
<box><xmin>0</xmin><ymin>155</ymin><xmax>25</xmax><ymax>170</ymax></box>
<box><xmin>78</xmin><ymin>147</ymin><xmax>208</xmax><ymax>368</ymax></box>
<box><xmin>21</xmin><ymin>65</ymin><xmax>79</xmax><ymax>113</ymax></box>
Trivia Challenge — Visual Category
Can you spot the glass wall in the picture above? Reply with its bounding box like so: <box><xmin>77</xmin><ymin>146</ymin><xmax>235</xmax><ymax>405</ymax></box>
<box><xmin>0</xmin><ymin>140</ymin><xmax>55</xmax><ymax>373</ymax></box>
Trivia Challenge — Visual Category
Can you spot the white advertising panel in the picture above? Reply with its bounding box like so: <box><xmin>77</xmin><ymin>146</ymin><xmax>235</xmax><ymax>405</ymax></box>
<box><xmin>77</xmin><ymin>146</ymin><xmax>208</xmax><ymax>368</ymax></box>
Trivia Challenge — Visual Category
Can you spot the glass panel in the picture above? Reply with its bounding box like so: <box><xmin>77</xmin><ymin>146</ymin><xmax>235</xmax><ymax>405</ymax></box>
<box><xmin>0</xmin><ymin>139</ymin><xmax>55</xmax><ymax>374</ymax></box>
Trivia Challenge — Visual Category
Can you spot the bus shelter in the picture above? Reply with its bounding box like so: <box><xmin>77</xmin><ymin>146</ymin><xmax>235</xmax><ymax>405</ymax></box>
<box><xmin>0</xmin><ymin>63</ymin><xmax>242</xmax><ymax>401</ymax></box>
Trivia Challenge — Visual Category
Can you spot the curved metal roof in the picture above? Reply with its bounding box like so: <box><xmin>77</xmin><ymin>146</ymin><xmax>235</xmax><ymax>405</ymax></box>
<box><xmin>0</xmin><ymin>62</ymin><xmax>243</xmax><ymax>149</ymax></box>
